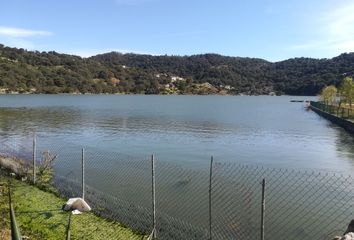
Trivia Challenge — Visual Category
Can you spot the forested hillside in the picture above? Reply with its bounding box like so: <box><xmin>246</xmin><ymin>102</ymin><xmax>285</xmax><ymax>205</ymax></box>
<box><xmin>0</xmin><ymin>44</ymin><xmax>353</xmax><ymax>95</ymax></box>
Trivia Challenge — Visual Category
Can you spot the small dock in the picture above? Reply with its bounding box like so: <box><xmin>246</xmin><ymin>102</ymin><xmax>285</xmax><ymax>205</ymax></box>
<box><xmin>290</xmin><ymin>100</ymin><xmax>310</xmax><ymax>103</ymax></box>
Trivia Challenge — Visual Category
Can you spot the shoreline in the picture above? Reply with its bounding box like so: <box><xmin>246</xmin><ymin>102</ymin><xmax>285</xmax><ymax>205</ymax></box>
<box><xmin>0</xmin><ymin>92</ymin><xmax>313</xmax><ymax>97</ymax></box>
<box><xmin>310</xmin><ymin>101</ymin><xmax>354</xmax><ymax>134</ymax></box>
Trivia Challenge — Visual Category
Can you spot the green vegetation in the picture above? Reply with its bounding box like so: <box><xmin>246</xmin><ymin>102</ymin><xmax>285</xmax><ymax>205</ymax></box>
<box><xmin>1</xmin><ymin>43</ymin><xmax>354</xmax><ymax>95</ymax></box>
<box><xmin>319</xmin><ymin>77</ymin><xmax>354</xmax><ymax>107</ymax></box>
<box><xmin>339</xmin><ymin>77</ymin><xmax>354</xmax><ymax>107</ymax></box>
<box><xmin>0</xmin><ymin>175</ymin><xmax>145</xmax><ymax>240</ymax></box>
<box><xmin>320</xmin><ymin>85</ymin><xmax>337</xmax><ymax>105</ymax></box>
<box><xmin>0</xmin><ymin>153</ymin><xmax>57</xmax><ymax>194</ymax></box>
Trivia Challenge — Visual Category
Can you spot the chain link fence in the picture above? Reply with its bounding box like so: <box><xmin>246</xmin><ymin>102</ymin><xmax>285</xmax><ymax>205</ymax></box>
<box><xmin>311</xmin><ymin>101</ymin><xmax>354</xmax><ymax>119</ymax></box>
<box><xmin>1</xmin><ymin>134</ymin><xmax>353</xmax><ymax>240</ymax></box>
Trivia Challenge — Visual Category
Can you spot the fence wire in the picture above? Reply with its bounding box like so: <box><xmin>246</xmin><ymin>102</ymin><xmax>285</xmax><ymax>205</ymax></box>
<box><xmin>311</xmin><ymin>101</ymin><xmax>354</xmax><ymax>120</ymax></box>
<box><xmin>1</xmin><ymin>135</ymin><xmax>354</xmax><ymax>240</ymax></box>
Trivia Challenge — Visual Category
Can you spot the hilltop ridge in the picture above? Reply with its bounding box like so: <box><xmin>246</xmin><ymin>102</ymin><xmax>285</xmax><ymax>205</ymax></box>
<box><xmin>1</xmin><ymin>44</ymin><xmax>353</xmax><ymax>95</ymax></box>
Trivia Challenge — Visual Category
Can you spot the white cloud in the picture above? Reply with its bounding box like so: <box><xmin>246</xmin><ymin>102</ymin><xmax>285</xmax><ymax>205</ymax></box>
<box><xmin>0</xmin><ymin>26</ymin><xmax>53</xmax><ymax>51</ymax></box>
<box><xmin>290</xmin><ymin>1</ymin><xmax>354</xmax><ymax>54</ymax></box>
<box><xmin>0</xmin><ymin>26</ymin><xmax>52</xmax><ymax>38</ymax></box>
<box><xmin>291</xmin><ymin>39</ymin><xmax>354</xmax><ymax>55</ymax></box>
<box><xmin>327</xmin><ymin>3</ymin><xmax>354</xmax><ymax>37</ymax></box>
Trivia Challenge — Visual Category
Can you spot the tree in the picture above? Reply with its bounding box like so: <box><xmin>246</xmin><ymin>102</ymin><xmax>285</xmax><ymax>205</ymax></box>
<box><xmin>320</xmin><ymin>85</ymin><xmax>337</xmax><ymax>105</ymax></box>
<box><xmin>339</xmin><ymin>77</ymin><xmax>354</xmax><ymax>107</ymax></box>
<box><xmin>2</xmin><ymin>43</ymin><xmax>354</xmax><ymax>95</ymax></box>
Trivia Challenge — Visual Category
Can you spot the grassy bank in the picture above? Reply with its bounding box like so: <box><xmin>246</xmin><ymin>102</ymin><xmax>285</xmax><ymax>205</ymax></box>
<box><xmin>0</xmin><ymin>174</ymin><xmax>145</xmax><ymax>240</ymax></box>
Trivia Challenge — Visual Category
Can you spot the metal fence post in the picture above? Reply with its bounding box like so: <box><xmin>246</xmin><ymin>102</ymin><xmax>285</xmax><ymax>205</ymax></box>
<box><xmin>8</xmin><ymin>187</ymin><xmax>21</xmax><ymax>240</ymax></box>
<box><xmin>66</xmin><ymin>213</ymin><xmax>72</xmax><ymax>240</ymax></box>
<box><xmin>32</xmin><ymin>135</ymin><xmax>36</xmax><ymax>184</ymax></box>
<box><xmin>261</xmin><ymin>178</ymin><xmax>266</xmax><ymax>240</ymax></box>
<box><xmin>151</xmin><ymin>154</ymin><xmax>156</xmax><ymax>239</ymax></box>
<box><xmin>209</xmin><ymin>156</ymin><xmax>214</xmax><ymax>240</ymax></box>
<box><xmin>82</xmin><ymin>148</ymin><xmax>85</xmax><ymax>200</ymax></box>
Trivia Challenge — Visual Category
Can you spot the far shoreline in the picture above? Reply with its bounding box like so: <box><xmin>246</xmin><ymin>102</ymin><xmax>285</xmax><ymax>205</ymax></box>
<box><xmin>0</xmin><ymin>92</ymin><xmax>315</xmax><ymax>97</ymax></box>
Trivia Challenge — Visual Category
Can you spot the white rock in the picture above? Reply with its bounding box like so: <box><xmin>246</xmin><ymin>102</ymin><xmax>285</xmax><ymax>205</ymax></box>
<box><xmin>342</xmin><ymin>232</ymin><xmax>354</xmax><ymax>240</ymax></box>
<box><xmin>63</xmin><ymin>198</ymin><xmax>91</xmax><ymax>213</ymax></box>
<box><xmin>72</xmin><ymin>209</ymin><xmax>82</xmax><ymax>215</ymax></box>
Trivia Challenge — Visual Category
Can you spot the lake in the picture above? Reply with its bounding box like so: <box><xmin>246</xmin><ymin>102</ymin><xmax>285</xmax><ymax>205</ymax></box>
<box><xmin>1</xmin><ymin>94</ymin><xmax>354</xmax><ymax>239</ymax></box>
<box><xmin>0</xmin><ymin>94</ymin><xmax>354</xmax><ymax>172</ymax></box>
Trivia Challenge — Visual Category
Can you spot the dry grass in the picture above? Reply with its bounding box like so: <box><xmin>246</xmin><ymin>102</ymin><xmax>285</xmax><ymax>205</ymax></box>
<box><xmin>0</xmin><ymin>156</ymin><xmax>29</xmax><ymax>176</ymax></box>
<box><xmin>0</xmin><ymin>229</ymin><xmax>10</xmax><ymax>240</ymax></box>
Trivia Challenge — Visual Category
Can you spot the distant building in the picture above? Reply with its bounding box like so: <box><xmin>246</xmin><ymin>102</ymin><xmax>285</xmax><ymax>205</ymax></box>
<box><xmin>171</xmin><ymin>76</ymin><xmax>185</xmax><ymax>82</ymax></box>
<box><xmin>0</xmin><ymin>88</ymin><xmax>8</xmax><ymax>94</ymax></box>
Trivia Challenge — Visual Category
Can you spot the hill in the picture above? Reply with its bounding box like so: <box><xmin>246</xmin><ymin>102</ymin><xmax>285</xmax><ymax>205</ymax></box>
<box><xmin>0</xmin><ymin>43</ymin><xmax>353</xmax><ymax>95</ymax></box>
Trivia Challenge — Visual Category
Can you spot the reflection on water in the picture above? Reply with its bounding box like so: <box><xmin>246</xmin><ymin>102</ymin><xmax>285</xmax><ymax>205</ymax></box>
<box><xmin>0</xmin><ymin>94</ymin><xmax>354</xmax><ymax>172</ymax></box>
<box><xmin>0</xmin><ymin>107</ymin><xmax>83</xmax><ymax>136</ymax></box>
<box><xmin>336</xmin><ymin>127</ymin><xmax>354</xmax><ymax>164</ymax></box>
<box><xmin>2</xmin><ymin>95</ymin><xmax>354</xmax><ymax>239</ymax></box>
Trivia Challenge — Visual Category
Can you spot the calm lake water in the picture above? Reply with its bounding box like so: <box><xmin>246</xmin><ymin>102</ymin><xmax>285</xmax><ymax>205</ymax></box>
<box><xmin>0</xmin><ymin>94</ymin><xmax>354</xmax><ymax>172</ymax></box>
<box><xmin>2</xmin><ymin>94</ymin><xmax>354</xmax><ymax>239</ymax></box>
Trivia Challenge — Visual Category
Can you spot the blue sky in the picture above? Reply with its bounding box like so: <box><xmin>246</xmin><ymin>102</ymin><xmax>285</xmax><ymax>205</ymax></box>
<box><xmin>0</xmin><ymin>0</ymin><xmax>353</xmax><ymax>61</ymax></box>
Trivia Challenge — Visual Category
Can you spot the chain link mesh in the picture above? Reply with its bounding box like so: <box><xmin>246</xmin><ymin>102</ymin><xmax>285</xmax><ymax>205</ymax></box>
<box><xmin>1</xmin><ymin>135</ymin><xmax>354</xmax><ymax>240</ymax></box>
